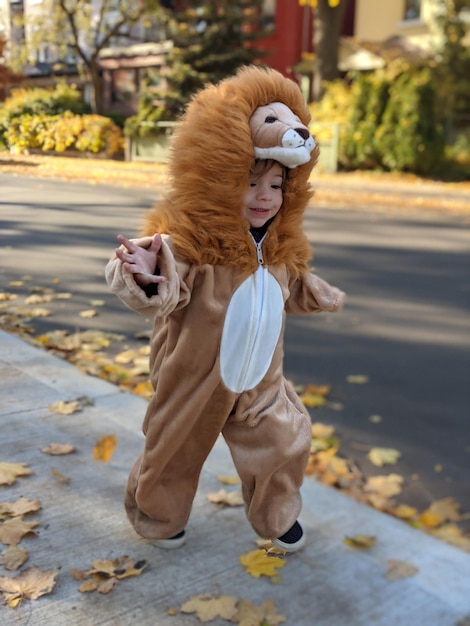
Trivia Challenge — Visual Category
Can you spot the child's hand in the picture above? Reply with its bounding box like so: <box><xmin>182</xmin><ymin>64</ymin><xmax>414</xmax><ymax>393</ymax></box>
<box><xmin>115</xmin><ymin>234</ymin><xmax>166</xmax><ymax>287</ymax></box>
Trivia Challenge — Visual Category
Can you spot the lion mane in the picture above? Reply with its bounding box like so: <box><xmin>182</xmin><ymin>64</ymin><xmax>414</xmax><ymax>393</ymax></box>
<box><xmin>142</xmin><ymin>65</ymin><xmax>319</xmax><ymax>278</ymax></box>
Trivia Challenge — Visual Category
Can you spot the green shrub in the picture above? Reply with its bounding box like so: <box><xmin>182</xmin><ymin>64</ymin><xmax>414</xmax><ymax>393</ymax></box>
<box><xmin>376</xmin><ymin>69</ymin><xmax>445</xmax><ymax>175</ymax></box>
<box><xmin>5</xmin><ymin>111</ymin><xmax>124</xmax><ymax>157</ymax></box>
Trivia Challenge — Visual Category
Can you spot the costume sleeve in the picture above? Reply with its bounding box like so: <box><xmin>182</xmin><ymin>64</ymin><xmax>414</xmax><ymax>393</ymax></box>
<box><xmin>105</xmin><ymin>234</ymin><xmax>187</xmax><ymax>317</ymax></box>
<box><xmin>285</xmin><ymin>271</ymin><xmax>345</xmax><ymax>315</ymax></box>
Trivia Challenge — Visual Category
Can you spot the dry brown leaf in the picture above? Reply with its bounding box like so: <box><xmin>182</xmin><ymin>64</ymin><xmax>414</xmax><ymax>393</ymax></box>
<box><xmin>0</xmin><ymin>517</ymin><xmax>39</xmax><ymax>546</ymax></box>
<box><xmin>51</xmin><ymin>467</ymin><xmax>71</xmax><ymax>483</ymax></box>
<box><xmin>0</xmin><ymin>546</ymin><xmax>29</xmax><ymax>570</ymax></box>
<box><xmin>114</xmin><ymin>349</ymin><xmax>139</xmax><ymax>364</ymax></box>
<box><xmin>425</xmin><ymin>497</ymin><xmax>461</xmax><ymax>523</ymax></box>
<box><xmin>385</xmin><ymin>559</ymin><xmax>419</xmax><ymax>581</ymax></box>
<box><xmin>74</xmin><ymin>555</ymin><xmax>146</xmax><ymax>595</ymax></box>
<box><xmin>364</xmin><ymin>474</ymin><xmax>403</xmax><ymax>498</ymax></box>
<box><xmin>231</xmin><ymin>598</ymin><xmax>286</xmax><ymax>626</ymax></box>
<box><xmin>48</xmin><ymin>400</ymin><xmax>82</xmax><ymax>415</ymax></box>
<box><xmin>0</xmin><ymin>462</ymin><xmax>33</xmax><ymax>486</ymax></box>
<box><xmin>207</xmin><ymin>488</ymin><xmax>244</xmax><ymax>507</ymax></box>
<box><xmin>430</xmin><ymin>524</ymin><xmax>470</xmax><ymax>552</ymax></box>
<box><xmin>180</xmin><ymin>594</ymin><xmax>238</xmax><ymax>623</ymax></box>
<box><xmin>41</xmin><ymin>443</ymin><xmax>75</xmax><ymax>456</ymax></box>
<box><xmin>0</xmin><ymin>566</ymin><xmax>58</xmax><ymax>608</ymax></box>
<box><xmin>368</xmin><ymin>447</ymin><xmax>401</xmax><ymax>467</ymax></box>
<box><xmin>93</xmin><ymin>435</ymin><xmax>117</xmax><ymax>462</ymax></box>
<box><xmin>0</xmin><ymin>498</ymin><xmax>41</xmax><ymax>519</ymax></box>
<box><xmin>391</xmin><ymin>504</ymin><xmax>418</xmax><ymax>520</ymax></box>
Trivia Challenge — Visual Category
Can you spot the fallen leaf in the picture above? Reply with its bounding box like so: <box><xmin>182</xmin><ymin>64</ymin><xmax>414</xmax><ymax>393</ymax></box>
<box><xmin>79</xmin><ymin>309</ymin><xmax>97</xmax><ymax>318</ymax></box>
<box><xmin>239</xmin><ymin>549</ymin><xmax>286</xmax><ymax>579</ymax></box>
<box><xmin>368</xmin><ymin>447</ymin><xmax>401</xmax><ymax>467</ymax></box>
<box><xmin>180</xmin><ymin>594</ymin><xmax>238</xmax><ymax>623</ymax></box>
<box><xmin>231</xmin><ymin>598</ymin><xmax>286</xmax><ymax>625</ymax></box>
<box><xmin>41</xmin><ymin>443</ymin><xmax>75</xmax><ymax>456</ymax></box>
<box><xmin>303</xmin><ymin>384</ymin><xmax>331</xmax><ymax>397</ymax></box>
<box><xmin>48</xmin><ymin>400</ymin><xmax>83</xmax><ymax>415</ymax></box>
<box><xmin>344</xmin><ymin>535</ymin><xmax>377</xmax><ymax>549</ymax></box>
<box><xmin>0</xmin><ymin>546</ymin><xmax>29</xmax><ymax>570</ymax></box>
<box><xmin>0</xmin><ymin>567</ymin><xmax>58</xmax><ymax>607</ymax></box>
<box><xmin>391</xmin><ymin>504</ymin><xmax>418</xmax><ymax>520</ymax></box>
<box><xmin>385</xmin><ymin>559</ymin><xmax>419</xmax><ymax>581</ymax></box>
<box><xmin>93</xmin><ymin>435</ymin><xmax>117</xmax><ymax>462</ymax></box>
<box><xmin>51</xmin><ymin>468</ymin><xmax>70</xmax><ymax>483</ymax></box>
<box><xmin>207</xmin><ymin>488</ymin><xmax>244</xmax><ymax>507</ymax></box>
<box><xmin>0</xmin><ymin>462</ymin><xmax>33</xmax><ymax>486</ymax></box>
<box><xmin>346</xmin><ymin>375</ymin><xmax>369</xmax><ymax>384</ymax></box>
<box><xmin>0</xmin><ymin>498</ymin><xmax>41</xmax><ymax>519</ymax></box>
<box><xmin>429</xmin><ymin>524</ymin><xmax>470</xmax><ymax>552</ymax></box>
<box><xmin>364</xmin><ymin>474</ymin><xmax>403</xmax><ymax>498</ymax></box>
<box><xmin>369</xmin><ymin>415</ymin><xmax>382</xmax><ymax>423</ymax></box>
<box><xmin>216</xmin><ymin>475</ymin><xmax>241</xmax><ymax>486</ymax></box>
<box><xmin>299</xmin><ymin>392</ymin><xmax>326</xmax><ymax>408</ymax></box>
<box><xmin>425</xmin><ymin>497</ymin><xmax>461</xmax><ymax>522</ymax></box>
<box><xmin>89</xmin><ymin>299</ymin><xmax>105</xmax><ymax>307</ymax></box>
<box><xmin>73</xmin><ymin>555</ymin><xmax>146</xmax><ymax>595</ymax></box>
<box><xmin>311</xmin><ymin>422</ymin><xmax>335</xmax><ymax>438</ymax></box>
<box><xmin>0</xmin><ymin>518</ymin><xmax>39</xmax><ymax>546</ymax></box>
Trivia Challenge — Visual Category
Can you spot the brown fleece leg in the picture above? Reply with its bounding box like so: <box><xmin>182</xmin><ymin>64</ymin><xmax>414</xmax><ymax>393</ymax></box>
<box><xmin>125</xmin><ymin>381</ymin><xmax>235</xmax><ymax>540</ymax></box>
<box><xmin>222</xmin><ymin>379</ymin><xmax>311</xmax><ymax>539</ymax></box>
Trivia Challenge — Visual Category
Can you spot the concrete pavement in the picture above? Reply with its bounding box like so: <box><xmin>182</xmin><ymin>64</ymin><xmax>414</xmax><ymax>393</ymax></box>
<box><xmin>1</xmin><ymin>329</ymin><xmax>469</xmax><ymax>626</ymax></box>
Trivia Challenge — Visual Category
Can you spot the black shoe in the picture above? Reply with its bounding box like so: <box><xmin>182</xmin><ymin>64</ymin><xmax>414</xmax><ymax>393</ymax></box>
<box><xmin>151</xmin><ymin>530</ymin><xmax>186</xmax><ymax>549</ymax></box>
<box><xmin>272</xmin><ymin>521</ymin><xmax>306</xmax><ymax>553</ymax></box>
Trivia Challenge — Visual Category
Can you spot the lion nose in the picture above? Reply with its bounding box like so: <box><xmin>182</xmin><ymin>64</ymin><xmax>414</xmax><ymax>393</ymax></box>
<box><xmin>295</xmin><ymin>128</ymin><xmax>310</xmax><ymax>140</ymax></box>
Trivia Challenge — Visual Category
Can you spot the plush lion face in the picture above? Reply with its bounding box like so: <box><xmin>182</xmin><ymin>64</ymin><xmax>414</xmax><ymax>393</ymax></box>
<box><xmin>249</xmin><ymin>102</ymin><xmax>316</xmax><ymax>169</ymax></box>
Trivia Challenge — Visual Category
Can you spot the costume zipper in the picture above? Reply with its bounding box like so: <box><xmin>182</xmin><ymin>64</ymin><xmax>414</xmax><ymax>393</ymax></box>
<box><xmin>232</xmin><ymin>234</ymin><xmax>267</xmax><ymax>390</ymax></box>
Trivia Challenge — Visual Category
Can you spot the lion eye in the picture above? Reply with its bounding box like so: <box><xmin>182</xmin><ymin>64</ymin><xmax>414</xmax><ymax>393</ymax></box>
<box><xmin>264</xmin><ymin>116</ymin><xmax>277</xmax><ymax>124</ymax></box>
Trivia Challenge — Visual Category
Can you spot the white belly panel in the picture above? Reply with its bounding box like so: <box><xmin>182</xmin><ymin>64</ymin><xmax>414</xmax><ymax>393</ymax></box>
<box><xmin>220</xmin><ymin>268</ymin><xmax>284</xmax><ymax>393</ymax></box>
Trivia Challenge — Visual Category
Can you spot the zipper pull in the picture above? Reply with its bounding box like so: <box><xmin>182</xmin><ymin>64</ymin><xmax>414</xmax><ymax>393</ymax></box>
<box><xmin>255</xmin><ymin>241</ymin><xmax>264</xmax><ymax>265</ymax></box>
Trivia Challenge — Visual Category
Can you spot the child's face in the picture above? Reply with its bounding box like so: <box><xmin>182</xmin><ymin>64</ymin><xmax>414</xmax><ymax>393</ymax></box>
<box><xmin>243</xmin><ymin>162</ymin><xmax>284</xmax><ymax>228</ymax></box>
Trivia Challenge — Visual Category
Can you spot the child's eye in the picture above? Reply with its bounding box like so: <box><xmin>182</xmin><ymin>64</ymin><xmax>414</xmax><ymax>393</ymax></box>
<box><xmin>271</xmin><ymin>184</ymin><xmax>281</xmax><ymax>190</ymax></box>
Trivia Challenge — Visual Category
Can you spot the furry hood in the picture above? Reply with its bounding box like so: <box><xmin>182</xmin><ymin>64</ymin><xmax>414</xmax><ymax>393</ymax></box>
<box><xmin>143</xmin><ymin>65</ymin><xmax>319</xmax><ymax>278</ymax></box>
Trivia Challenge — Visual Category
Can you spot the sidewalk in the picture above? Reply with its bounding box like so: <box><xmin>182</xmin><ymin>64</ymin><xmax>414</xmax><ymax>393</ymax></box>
<box><xmin>1</xmin><ymin>329</ymin><xmax>469</xmax><ymax>626</ymax></box>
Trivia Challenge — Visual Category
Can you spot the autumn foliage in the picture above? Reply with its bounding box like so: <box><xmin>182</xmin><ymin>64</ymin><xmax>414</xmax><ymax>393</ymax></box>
<box><xmin>0</xmin><ymin>38</ymin><xmax>22</xmax><ymax>100</ymax></box>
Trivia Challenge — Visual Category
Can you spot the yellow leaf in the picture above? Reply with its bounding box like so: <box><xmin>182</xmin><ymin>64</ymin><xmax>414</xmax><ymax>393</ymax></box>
<box><xmin>419</xmin><ymin>510</ymin><xmax>442</xmax><ymax>528</ymax></box>
<box><xmin>79</xmin><ymin>309</ymin><xmax>97</xmax><ymax>318</ymax></box>
<box><xmin>8</xmin><ymin>281</ymin><xmax>24</xmax><ymax>287</ymax></box>
<box><xmin>299</xmin><ymin>392</ymin><xmax>326</xmax><ymax>408</ymax></box>
<box><xmin>41</xmin><ymin>443</ymin><xmax>75</xmax><ymax>456</ymax></box>
<box><xmin>0</xmin><ymin>567</ymin><xmax>58</xmax><ymax>607</ymax></box>
<box><xmin>391</xmin><ymin>504</ymin><xmax>418</xmax><ymax>520</ymax></box>
<box><xmin>239</xmin><ymin>549</ymin><xmax>286</xmax><ymax>579</ymax></box>
<box><xmin>114</xmin><ymin>349</ymin><xmax>139</xmax><ymax>364</ymax></box>
<box><xmin>329</xmin><ymin>0</ymin><xmax>340</xmax><ymax>7</ymax></box>
<box><xmin>93</xmin><ymin>435</ymin><xmax>117</xmax><ymax>462</ymax></box>
<box><xmin>311</xmin><ymin>422</ymin><xmax>335</xmax><ymax>438</ymax></box>
<box><xmin>364</xmin><ymin>474</ymin><xmax>403</xmax><ymax>498</ymax></box>
<box><xmin>385</xmin><ymin>559</ymin><xmax>419</xmax><ymax>580</ymax></box>
<box><xmin>368</xmin><ymin>447</ymin><xmax>401</xmax><ymax>467</ymax></box>
<box><xmin>216</xmin><ymin>474</ymin><xmax>241</xmax><ymax>485</ymax></box>
<box><xmin>180</xmin><ymin>594</ymin><xmax>238</xmax><ymax>622</ymax></box>
<box><xmin>369</xmin><ymin>414</ymin><xmax>382</xmax><ymax>423</ymax></box>
<box><xmin>207</xmin><ymin>488</ymin><xmax>244</xmax><ymax>507</ymax></box>
<box><xmin>346</xmin><ymin>375</ymin><xmax>369</xmax><ymax>384</ymax></box>
<box><xmin>304</xmin><ymin>384</ymin><xmax>331</xmax><ymax>397</ymax></box>
<box><xmin>89</xmin><ymin>299</ymin><xmax>105</xmax><ymax>307</ymax></box>
<box><xmin>344</xmin><ymin>535</ymin><xmax>376</xmax><ymax>549</ymax></box>
<box><xmin>0</xmin><ymin>498</ymin><xmax>41</xmax><ymax>519</ymax></box>
<box><xmin>89</xmin><ymin>555</ymin><xmax>147</xmax><ymax>580</ymax></box>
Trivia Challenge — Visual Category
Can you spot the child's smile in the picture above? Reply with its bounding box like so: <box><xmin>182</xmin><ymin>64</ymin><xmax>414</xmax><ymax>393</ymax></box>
<box><xmin>243</xmin><ymin>162</ymin><xmax>284</xmax><ymax>228</ymax></box>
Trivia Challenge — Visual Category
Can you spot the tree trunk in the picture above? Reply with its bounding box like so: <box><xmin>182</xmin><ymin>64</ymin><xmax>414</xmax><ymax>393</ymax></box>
<box><xmin>313</xmin><ymin>0</ymin><xmax>350</xmax><ymax>101</ymax></box>
<box><xmin>87</xmin><ymin>60</ymin><xmax>105</xmax><ymax>115</ymax></box>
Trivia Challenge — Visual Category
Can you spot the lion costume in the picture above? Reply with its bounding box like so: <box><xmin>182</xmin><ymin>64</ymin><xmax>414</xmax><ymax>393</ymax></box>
<box><xmin>106</xmin><ymin>66</ymin><xmax>344</xmax><ymax>544</ymax></box>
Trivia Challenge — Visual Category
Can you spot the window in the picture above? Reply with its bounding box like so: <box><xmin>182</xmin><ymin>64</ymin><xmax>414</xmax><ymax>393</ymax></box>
<box><xmin>404</xmin><ymin>0</ymin><xmax>421</xmax><ymax>21</ymax></box>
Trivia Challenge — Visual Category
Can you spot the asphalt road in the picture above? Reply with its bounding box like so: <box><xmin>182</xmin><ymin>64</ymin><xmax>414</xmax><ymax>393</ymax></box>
<box><xmin>1</xmin><ymin>173</ymin><xmax>469</xmax><ymax>519</ymax></box>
